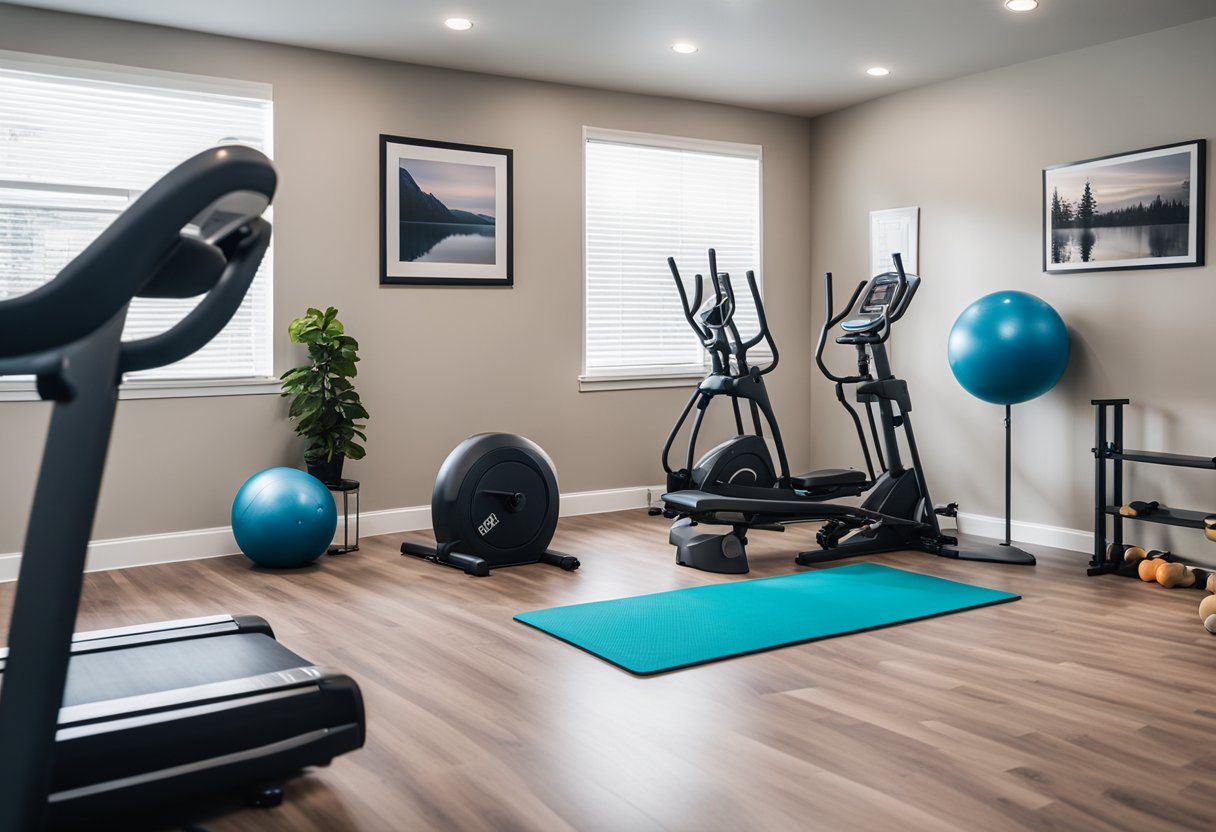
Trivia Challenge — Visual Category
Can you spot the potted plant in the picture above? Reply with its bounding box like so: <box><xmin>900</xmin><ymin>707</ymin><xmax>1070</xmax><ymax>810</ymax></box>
<box><xmin>280</xmin><ymin>307</ymin><xmax>369</xmax><ymax>483</ymax></box>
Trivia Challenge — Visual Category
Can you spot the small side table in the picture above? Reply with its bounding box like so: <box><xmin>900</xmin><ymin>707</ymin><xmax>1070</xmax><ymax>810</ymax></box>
<box><xmin>325</xmin><ymin>479</ymin><xmax>360</xmax><ymax>555</ymax></box>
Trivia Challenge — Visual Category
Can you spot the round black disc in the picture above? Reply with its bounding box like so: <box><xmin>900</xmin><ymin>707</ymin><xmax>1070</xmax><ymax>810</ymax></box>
<box><xmin>428</xmin><ymin>433</ymin><xmax>561</xmax><ymax>568</ymax></box>
<box><xmin>468</xmin><ymin>460</ymin><xmax>550</xmax><ymax>551</ymax></box>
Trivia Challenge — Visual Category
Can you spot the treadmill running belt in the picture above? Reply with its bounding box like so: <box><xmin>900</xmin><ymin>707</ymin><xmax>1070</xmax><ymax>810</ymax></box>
<box><xmin>61</xmin><ymin>634</ymin><xmax>309</xmax><ymax>707</ymax></box>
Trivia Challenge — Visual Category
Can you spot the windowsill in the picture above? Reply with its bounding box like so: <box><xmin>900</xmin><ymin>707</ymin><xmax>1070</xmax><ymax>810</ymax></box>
<box><xmin>578</xmin><ymin>372</ymin><xmax>703</xmax><ymax>392</ymax></box>
<box><xmin>578</xmin><ymin>354</ymin><xmax>772</xmax><ymax>392</ymax></box>
<box><xmin>0</xmin><ymin>377</ymin><xmax>282</xmax><ymax>402</ymax></box>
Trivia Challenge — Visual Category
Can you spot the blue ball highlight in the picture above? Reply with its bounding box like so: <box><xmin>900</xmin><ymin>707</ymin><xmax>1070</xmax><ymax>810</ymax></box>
<box><xmin>232</xmin><ymin>467</ymin><xmax>337</xmax><ymax>568</ymax></box>
<box><xmin>947</xmin><ymin>291</ymin><xmax>1070</xmax><ymax>405</ymax></box>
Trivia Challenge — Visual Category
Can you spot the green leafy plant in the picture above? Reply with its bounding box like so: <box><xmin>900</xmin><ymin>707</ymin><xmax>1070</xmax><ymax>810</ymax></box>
<box><xmin>280</xmin><ymin>307</ymin><xmax>369</xmax><ymax>464</ymax></box>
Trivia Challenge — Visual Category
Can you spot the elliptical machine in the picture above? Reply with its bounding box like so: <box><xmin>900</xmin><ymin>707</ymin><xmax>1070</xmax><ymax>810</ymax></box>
<box><xmin>655</xmin><ymin>249</ymin><xmax>1036</xmax><ymax>573</ymax></box>
<box><xmin>660</xmin><ymin>249</ymin><xmax>873</xmax><ymax>503</ymax></box>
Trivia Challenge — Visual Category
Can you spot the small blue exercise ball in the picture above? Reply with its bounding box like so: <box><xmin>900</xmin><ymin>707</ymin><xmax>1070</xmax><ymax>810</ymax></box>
<box><xmin>232</xmin><ymin>467</ymin><xmax>337</xmax><ymax>567</ymax></box>
<box><xmin>947</xmin><ymin>291</ymin><xmax>1070</xmax><ymax>405</ymax></box>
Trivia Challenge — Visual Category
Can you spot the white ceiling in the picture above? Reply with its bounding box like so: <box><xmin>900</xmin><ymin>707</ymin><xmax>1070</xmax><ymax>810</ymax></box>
<box><xmin>5</xmin><ymin>0</ymin><xmax>1215</xmax><ymax>116</ymax></box>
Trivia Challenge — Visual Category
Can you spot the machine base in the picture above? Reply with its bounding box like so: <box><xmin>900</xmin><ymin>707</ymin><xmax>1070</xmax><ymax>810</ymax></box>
<box><xmin>670</xmin><ymin>521</ymin><xmax>750</xmax><ymax>574</ymax></box>
<box><xmin>938</xmin><ymin>541</ymin><xmax>1037</xmax><ymax>565</ymax></box>
<box><xmin>400</xmin><ymin>540</ymin><xmax>580</xmax><ymax>577</ymax></box>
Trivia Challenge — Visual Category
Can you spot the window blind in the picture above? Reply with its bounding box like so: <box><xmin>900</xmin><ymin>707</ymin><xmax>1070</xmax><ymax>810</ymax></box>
<box><xmin>584</xmin><ymin>130</ymin><xmax>762</xmax><ymax>379</ymax></box>
<box><xmin>0</xmin><ymin>53</ymin><xmax>273</xmax><ymax>382</ymax></box>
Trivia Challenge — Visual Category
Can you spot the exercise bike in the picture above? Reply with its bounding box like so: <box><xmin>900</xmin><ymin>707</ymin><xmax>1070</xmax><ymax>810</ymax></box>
<box><xmin>654</xmin><ymin>249</ymin><xmax>1036</xmax><ymax>573</ymax></box>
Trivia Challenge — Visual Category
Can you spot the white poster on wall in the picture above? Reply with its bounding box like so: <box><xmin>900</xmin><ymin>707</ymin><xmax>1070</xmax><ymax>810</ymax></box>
<box><xmin>869</xmin><ymin>206</ymin><xmax>919</xmax><ymax>276</ymax></box>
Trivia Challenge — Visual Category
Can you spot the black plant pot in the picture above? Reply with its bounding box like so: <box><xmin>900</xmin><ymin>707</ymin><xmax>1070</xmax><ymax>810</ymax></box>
<box><xmin>306</xmin><ymin>454</ymin><xmax>345</xmax><ymax>485</ymax></box>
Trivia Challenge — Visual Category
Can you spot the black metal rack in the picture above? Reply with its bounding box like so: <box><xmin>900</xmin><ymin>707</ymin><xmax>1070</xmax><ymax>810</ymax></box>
<box><xmin>325</xmin><ymin>478</ymin><xmax>361</xmax><ymax>555</ymax></box>
<box><xmin>1090</xmin><ymin>398</ymin><xmax>1216</xmax><ymax>575</ymax></box>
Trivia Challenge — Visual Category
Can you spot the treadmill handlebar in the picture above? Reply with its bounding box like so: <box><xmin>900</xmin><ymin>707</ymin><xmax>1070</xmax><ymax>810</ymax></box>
<box><xmin>0</xmin><ymin>146</ymin><xmax>276</xmax><ymax>362</ymax></box>
<box><xmin>119</xmin><ymin>216</ymin><xmax>272</xmax><ymax>374</ymax></box>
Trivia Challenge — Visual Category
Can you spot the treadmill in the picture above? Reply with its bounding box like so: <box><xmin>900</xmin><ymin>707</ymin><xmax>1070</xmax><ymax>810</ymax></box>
<box><xmin>0</xmin><ymin>146</ymin><xmax>365</xmax><ymax>830</ymax></box>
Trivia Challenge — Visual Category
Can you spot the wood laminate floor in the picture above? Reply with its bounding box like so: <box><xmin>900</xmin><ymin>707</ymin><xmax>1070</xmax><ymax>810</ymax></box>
<box><xmin>3</xmin><ymin>512</ymin><xmax>1216</xmax><ymax>831</ymax></box>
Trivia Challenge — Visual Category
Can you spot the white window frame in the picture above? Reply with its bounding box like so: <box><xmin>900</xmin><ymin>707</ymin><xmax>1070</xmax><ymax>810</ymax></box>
<box><xmin>580</xmin><ymin>126</ymin><xmax>763</xmax><ymax>392</ymax></box>
<box><xmin>0</xmin><ymin>50</ymin><xmax>276</xmax><ymax>401</ymax></box>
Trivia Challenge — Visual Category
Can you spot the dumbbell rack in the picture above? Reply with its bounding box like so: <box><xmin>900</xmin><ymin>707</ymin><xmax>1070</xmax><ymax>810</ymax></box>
<box><xmin>1090</xmin><ymin>398</ymin><xmax>1216</xmax><ymax>575</ymax></box>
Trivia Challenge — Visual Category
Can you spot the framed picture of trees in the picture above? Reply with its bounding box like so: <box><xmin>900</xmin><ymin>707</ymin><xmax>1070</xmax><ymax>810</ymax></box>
<box><xmin>1043</xmin><ymin>139</ymin><xmax>1205</xmax><ymax>274</ymax></box>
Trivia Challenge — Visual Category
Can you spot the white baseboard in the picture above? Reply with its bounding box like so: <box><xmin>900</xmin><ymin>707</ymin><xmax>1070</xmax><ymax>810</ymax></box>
<box><xmin>565</xmin><ymin>485</ymin><xmax>665</xmax><ymax>515</ymax></box>
<box><xmin>0</xmin><ymin>484</ymin><xmax>661</xmax><ymax>582</ymax></box>
<box><xmin>954</xmin><ymin>512</ymin><xmax>1092</xmax><ymax>554</ymax></box>
<box><xmin>0</xmin><ymin>526</ymin><xmax>240</xmax><ymax>584</ymax></box>
<box><xmin>349</xmin><ymin>505</ymin><xmax>432</xmax><ymax>540</ymax></box>
<box><xmin>1</xmin><ymin>489</ymin><xmax>1093</xmax><ymax>583</ymax></box>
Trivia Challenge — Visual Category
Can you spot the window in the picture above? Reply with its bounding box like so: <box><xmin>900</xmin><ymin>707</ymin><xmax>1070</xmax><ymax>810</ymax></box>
<box><xmin>0</xmin><ymin>50</ymin><xmax>274</xmax><ymax>396</ymax></box>
<box><xmin>582</xmin><ymin>127</ymin><xmax>761</xmax><ymax>389</ymax></box>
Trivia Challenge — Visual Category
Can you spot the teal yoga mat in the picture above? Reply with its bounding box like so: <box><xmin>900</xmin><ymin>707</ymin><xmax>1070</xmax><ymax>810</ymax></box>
<box><xmin>514</xmin><ymin>562</ymin><xmax>1019</xmax><ymax>674</ymax></box>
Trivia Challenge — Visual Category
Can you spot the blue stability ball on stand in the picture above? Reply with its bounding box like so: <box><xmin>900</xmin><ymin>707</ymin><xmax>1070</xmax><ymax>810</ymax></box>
<box><xmin>232</xmin><ymin>467</ymin><xmax>337</xmax><ymax>568</ymax></box>
<box><xmin>947</xmin><ymin>290</ymin><xmax>1070</xmax><ymax>405</ymax></box>
<box><xmin>946</xmin><ymin>290</ymin><xmax>1069</xmax><ymax>561</ymax></box>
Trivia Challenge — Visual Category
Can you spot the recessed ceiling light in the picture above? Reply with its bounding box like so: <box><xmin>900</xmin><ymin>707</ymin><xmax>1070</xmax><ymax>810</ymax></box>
<box><xmin>672</xmin><ymin>42</ymin><xmax>698</xmax><ymax>55</ymax></box>
<box><xmin>444</xmin><ymin>18</ymin><xmax>473</xmax><ymax>31</ymax></box>
<box><xmin>866</xmin><ymin>67</ymin><xmax>890</xmax><ymax>77</ymax></box>
<box><xmin>1004</xmin><ymin>0</ymin><xmax>1038</xmax><ymax>11</ymax></box>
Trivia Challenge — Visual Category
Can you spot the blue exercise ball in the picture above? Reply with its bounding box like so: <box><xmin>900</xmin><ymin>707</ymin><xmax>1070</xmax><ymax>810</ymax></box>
<box><xmin>232</xmin><ymin>467</ymin><xmax>337</xmax><ymax>568</ymax></box>
<box><xmin>947</xmin><ymin>291</ymin><xmax>1069</xmax><ymax>405</ymax></box>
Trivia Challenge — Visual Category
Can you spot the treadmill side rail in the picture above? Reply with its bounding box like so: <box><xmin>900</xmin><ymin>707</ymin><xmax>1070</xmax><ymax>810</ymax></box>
<box><xmin>0</xmin><ymin>614</ymin><xmax>272</xmax><ymax>664</ymax></box>
<box><xmin>57</xmin><ymin>664</ymin><xmax>338</xmax><ymax>728</ymax></box>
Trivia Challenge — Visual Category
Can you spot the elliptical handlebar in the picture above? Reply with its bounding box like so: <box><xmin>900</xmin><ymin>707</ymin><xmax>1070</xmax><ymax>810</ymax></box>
<box><xmin>885</xmin><ymin>252</ymin><xmax>918</xmax><ymax>324</ymax></box>
<box><xmin>866</xmin><ymin>252</ymin><xmax>919</xmax><ymax>345</ymax></box>
<box><xmin>668</xmin><ymin>257</ymin><xmax>707</xmax><ymax>341</ymax></box>
<box><xmin>668</xmin><ymin>248</ymin><xmax>777</xmax><ymax>378</ymax></box>
<box><xmin>816</xmin><ymin>251</ymin><xmax>916</xmax><ymax>361</ymax></box>
<box><xmin>713</xmin><ymin>272</ymin><xmax>752</xmax><ymax>374</ymax></box>
<box><xmin>815</xmin><ymin>272</ymin><xmax>868</xmax><ymax>384</ymax></box>
<box><xmin>739</xmin><ymin>269</ymin><xmax>778</xmax><ymax>375</ymax></box>
<box><xmin>704</xmin><ymin>272</ymin><xmax>737</xmax><ymax>334</ymax></box>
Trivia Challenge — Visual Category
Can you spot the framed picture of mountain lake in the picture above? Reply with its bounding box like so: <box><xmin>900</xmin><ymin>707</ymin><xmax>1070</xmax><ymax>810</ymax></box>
<box><xmin>1043</xmin><ymin>139</ymin><xmax>1205</xmax><ymax>274</ymax></box>
<box><xmin>380</xmin><ymin>135</ymin><xmax>512</xmax><ymax>286</ymax></box>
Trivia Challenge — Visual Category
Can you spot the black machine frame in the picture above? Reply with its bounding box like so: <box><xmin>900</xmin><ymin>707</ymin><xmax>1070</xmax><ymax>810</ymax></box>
<box><xmin>656</xmin><ymin>249</ymin><xmax>1037</xmax><ymax>573</ymax></box>
<box><xmin>0</xmin><ymin>147</ymin><xmax>364</xmax><ymax>830</ymax></box>
<box><xmin>1089</xmin><ymin>397</ymin><xmax>1216</xmax><ymax>576</ymax></box>
<box><xmin>401</xmin><ymin>433</ymin><xmax>581</xmax><ymax>576</ymax></box>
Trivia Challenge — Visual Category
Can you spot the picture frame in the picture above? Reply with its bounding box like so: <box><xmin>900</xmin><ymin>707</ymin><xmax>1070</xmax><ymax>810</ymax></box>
<box><xmin>869</xmin><ymin>206</ymin><xmax>919</xmax><ymax>276</ymax></box>
<box><xmin>1043</xmin><ymin>139</ymin><xmax>1205</xmax><ymax>274</ymax></box>
<box><xmin>379</xmin><ymin>134</ymin><xmax>513</xmax><ymax>286</ymax></box>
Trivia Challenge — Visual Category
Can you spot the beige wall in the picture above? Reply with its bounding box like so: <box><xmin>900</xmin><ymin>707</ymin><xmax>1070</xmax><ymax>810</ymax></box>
<box><xmin>807</xmin><ymin>18</ymin><xmax>1216</xmax><ymax>565</ymax></box>
<box><xmin>7</xmin><ymin>4</ymin><xmax>1212</xmax><ymax>565</ymax></box>
<box><xmin>0</xmin><ymin>5</ymin><xmax>813</xmax><ymax>551</ymax></box>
